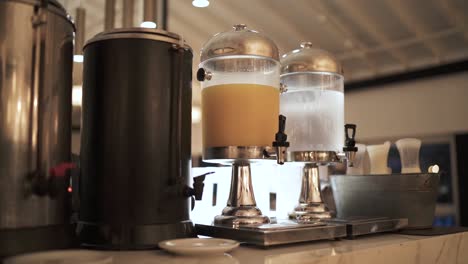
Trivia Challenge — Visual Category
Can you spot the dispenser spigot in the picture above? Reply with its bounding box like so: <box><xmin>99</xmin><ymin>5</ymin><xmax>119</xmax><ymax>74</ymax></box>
<box><xmin>196</xmin><ymin>68</ymin><xmax>212</xmax><ymax>81</ymax></box>
<box><xmin>272</xmin><ymin>115</ymin><xmax>290</xmax><ymax>165</ymax></box>
<box><xmin>343</xmin><ymin>124</ymin><xmax>358</xmax><ymax>167</ymax></box>
<box><xmin>184</xmin><ymin>171</ymin><xmax>213</xmax><ymax>210</ymax></box>
<box><xmin>26</xmin><ymin>162</ymin><xmax>77</xmax><ymax>198</ymax></box>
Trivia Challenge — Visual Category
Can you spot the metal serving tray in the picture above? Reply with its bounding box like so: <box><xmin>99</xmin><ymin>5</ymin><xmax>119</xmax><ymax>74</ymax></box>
<box><xmin>195</xmin><ymin>220</ymin><xmax>346</xmax><ymax>247</ymax></box>
<box><xmin>322</xmin><ymin>217</ymin><xmax>408</xmax><ymax>238</ymax></box>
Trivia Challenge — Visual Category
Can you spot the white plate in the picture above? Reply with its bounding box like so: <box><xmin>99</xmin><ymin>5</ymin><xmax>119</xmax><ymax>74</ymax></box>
<box><xmin>158</xmin><ymin>238</ymin><xmax>240</xmax><ymax>255</ymax></box>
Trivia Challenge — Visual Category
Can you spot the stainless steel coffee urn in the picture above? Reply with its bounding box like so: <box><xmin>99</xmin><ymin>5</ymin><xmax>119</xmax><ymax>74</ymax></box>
<box><xmin>78</xmin><ymin>28</ymin><xmax>203</xmax><ymax>249</ymax></box>
<box><xmin>0</xmin><ymin>0</ymin><xmax>75</xmax><ymax>257</ymax></box>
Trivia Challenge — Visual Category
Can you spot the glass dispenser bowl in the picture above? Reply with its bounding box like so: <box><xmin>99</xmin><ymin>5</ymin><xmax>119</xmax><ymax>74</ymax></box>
<box><xmin>280</xmin><ymin>42</ymin><xmax>344</xmax><ymax>156</ymax></box>
<box><xmin>198</xmin><ymin>24</ymin><xmax>280</xmax><ymax>162</ymax></box>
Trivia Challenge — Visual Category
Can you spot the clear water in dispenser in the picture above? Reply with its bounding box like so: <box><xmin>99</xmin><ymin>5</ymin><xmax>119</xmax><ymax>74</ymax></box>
<box><xmin>280</xmin><ymin>72</ymin><xmax>344</xmax><ymax>152</ymax></box>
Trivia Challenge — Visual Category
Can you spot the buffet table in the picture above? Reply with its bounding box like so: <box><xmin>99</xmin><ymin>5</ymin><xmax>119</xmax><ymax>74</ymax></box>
<box><xmin>102</xmin><ymin>232</ymin><xmax>467</xmax><ymax>264</ymax></box>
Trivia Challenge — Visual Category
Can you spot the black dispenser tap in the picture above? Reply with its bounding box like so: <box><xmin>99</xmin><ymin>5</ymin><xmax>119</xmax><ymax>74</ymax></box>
<box><xmin>184</xmin><ymin>171</ymin><xmax>213</xmax><ymax>210</ymax></box>
<box><xmin>196</xmin><ymin>68</ymin><xmax>212</xmax><ymax>81</ymax></box>
<box><xmin>343</xmin><ymin>124</ymin><xmax>358</xmax><ymax>167</ymax></box>
<box><xmin>26</xmin><ymin>162</ymin><xmax>76</xmax><ymax>198</ymax></box>
<box><xmin>272</xmin><ymin>115</ymin><xmax>290</xmax><ymax>164</ymax></box>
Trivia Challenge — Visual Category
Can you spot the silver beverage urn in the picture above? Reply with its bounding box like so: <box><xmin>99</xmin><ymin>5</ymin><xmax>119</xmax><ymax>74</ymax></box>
<box><xmin>0</xmin><ymin>0</ymin><xmax>75</xmax><ymax>257</ymax></box>
<box><xmin>280</xmin><ymin>42</ymin><xmax>357</xmax><ymax>221</ymax></box>
<box><xmin>78</xmin><ymin>28</ymin><xmax>205</xmax><ymax>249</ymax></box>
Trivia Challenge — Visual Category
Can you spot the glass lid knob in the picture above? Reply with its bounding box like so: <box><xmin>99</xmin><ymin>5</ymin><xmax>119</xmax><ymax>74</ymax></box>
<box><xmin>300</xmin><ymin>41</ymin><xmax>313</xmax><ymax>48</ymax></box>
<box><xmin>233</xmin><ymin>24</ymin><xmax>247</xmax><ymax>31</ymax></box>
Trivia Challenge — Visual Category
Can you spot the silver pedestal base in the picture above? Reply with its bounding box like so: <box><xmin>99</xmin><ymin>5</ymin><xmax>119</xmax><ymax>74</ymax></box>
<box><xmin>214</xmin><ymin>160</ymin><xmax>270</xmax><ymax>227</ymax></box>
<box><xmin>290</xmin><ymin>163</ymin><xmax>334</xmax><ymax>220</ymax></box>
<box><xmin>290</xmin><ymin>203</ymin><xmax>335</xmax><ymax>220</ymax></box>
<box><xmin>215</xmin><ymin>206</ymin><xmax>270</xmax><ymax>227</ymax></box>
<box><xmin>196</xmin><ymin>220</ymin><xmax>346</xmax><ymax>247</ymax></box>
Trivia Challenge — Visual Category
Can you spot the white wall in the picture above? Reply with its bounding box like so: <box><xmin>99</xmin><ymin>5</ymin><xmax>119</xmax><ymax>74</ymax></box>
<box><xmin>345</xmin><ymin>72</ymin><xmax>468</xmax><ymax>141</ymax></box>
<box><xmin>191</xmin><ymin>164</ymin><xmax>304</xmax><ymax>224</ymax></box>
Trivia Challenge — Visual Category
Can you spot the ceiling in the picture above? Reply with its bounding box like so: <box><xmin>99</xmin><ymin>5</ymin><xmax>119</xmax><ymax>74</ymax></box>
<box><xmin>60</xmin><ymin>0</ymin><xmax>468</xmax><ymax>104</ymax></box>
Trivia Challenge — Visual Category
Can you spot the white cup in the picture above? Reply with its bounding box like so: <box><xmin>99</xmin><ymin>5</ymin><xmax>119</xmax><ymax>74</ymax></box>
<box><xmin>367</xmin><ymin>141</ymin><xmax>392</xmax><ymax>174</ymax></box>
<box><xmin>396</xmin><ymin>138</ymin><xmax>422</xmax><ymax>174</ymax></box>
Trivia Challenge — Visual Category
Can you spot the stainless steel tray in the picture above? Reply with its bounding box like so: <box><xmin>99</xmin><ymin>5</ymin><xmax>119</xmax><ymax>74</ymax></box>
<box><xmin>322</xmin><ymin>217</ymin><xmax>408</xmax><ymax>238</ymax></box>
<box><xmin>195</xmin><ymin>220</ymin><xmax>346</xmax><ymax>247</ymax></box>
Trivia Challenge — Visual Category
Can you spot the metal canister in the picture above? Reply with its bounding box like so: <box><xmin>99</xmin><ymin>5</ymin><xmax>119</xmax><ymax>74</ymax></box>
<box><xmin>78</xmin><ymin>28</ymin><xmax>194</xmax><ymax>249</ymax></box>
<box><xmin>331</xmin><ymin>173</ymin><xmax>440</xmax><ymax>229</ymax></box>
<box><xmin>0</xmin><ymin>0</ymin><xmax>75</xmax><ymax>257</ymax></box>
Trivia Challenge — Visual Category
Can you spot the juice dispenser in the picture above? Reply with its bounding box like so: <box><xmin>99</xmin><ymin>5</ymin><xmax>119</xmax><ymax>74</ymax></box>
<box><xmin>280</xmin><ymin>42</ymin><xmax>357</xmax><ymax>220</ymax></box>
<box><xmin>197</xmin><ymin>24</ymin><xmax>288</xmax><ymax>226</ymax></box>
<box><xmin>197</xmin><ymin>42</ymin><xmax>406</xmax><ymax>245</ymax></box>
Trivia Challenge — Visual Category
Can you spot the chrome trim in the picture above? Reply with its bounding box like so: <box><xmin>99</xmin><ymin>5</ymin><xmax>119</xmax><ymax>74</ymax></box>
<box><xmin>200</xmin><ymin>24</ymin><xmax>279</xmax><ymax>62</ymax></box>
<box><xmin>290</xmin><ymin>164</ymin><xmax>334</xmax><ymax>220</ymax></box>
<box><xmin>85</xmin><ymin>28</ymin><xmax>191</xmax><ymax>51</ymax></box>
<box><xmin>286</xmin><ymin>151</ymin><xmax>340</xmax><ymax>164</ymax></box>
<box><xmin>280</xmin><ymin>42</ymin><xmax>343</xmax><ymax>75</ymax></box>
<box><xmin>203</xmin><ymin>146</ymin><xmax>275</xmax><ymax>163</ymax></box>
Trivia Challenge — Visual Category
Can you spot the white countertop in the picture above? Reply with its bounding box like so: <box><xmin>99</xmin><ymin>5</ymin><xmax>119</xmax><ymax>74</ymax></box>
<box><xmin>6</xmin><ymin>232</ymin><xmax>467</xmax><ymax>263</ymax></box>
<box><xmin>91</xmin><ymin>232</ymin><xmax>468</xmax><ymax>264</ymax></box>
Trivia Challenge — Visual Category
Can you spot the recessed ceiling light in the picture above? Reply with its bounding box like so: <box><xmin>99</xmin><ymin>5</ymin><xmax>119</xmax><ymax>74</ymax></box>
<box><xmin>73</xmin><ymin>54</ymin><xmax>84</xmax><ymax>63</ymax></box>
<box><xmin>140</xmin><ymin>21</ymin><xmax>157</xmax><ymax>28</ymax></box>
<box><xmin>429</xmin><ymin>164</ymin><xmax>439</xmax><ymax>173</ymax></box>
<box><xmin>192</xmin><ymin>0</ymin><xmax>209</xmax><ymax>8</ymax></box>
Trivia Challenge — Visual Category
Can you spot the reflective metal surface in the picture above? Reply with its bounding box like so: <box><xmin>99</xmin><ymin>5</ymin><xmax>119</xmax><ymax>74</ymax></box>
<box><xmin>331</xmin><ymin>173</ymin><xmax>440</xmax><ymax>229</ymax></box>
<box><xmin>196</xmin><ymin>220</ymin><xmax>346</xmax><ymax>246</ymax></box>
<box><xmin>0</xmin><ymin>224</ymin><xmax>77</xmax><ymax>258</ymax></box>
<box><xmin>322</xmin><ymin>217</ymin><xmax>408</xmax><ymax>238</ymax></box>
<box><xmin>79</xmin><ymin>30</ymin><xmax>194</xmax><ymax>248</ymax></box>
<box><xmin>284</xmin><ymin>126</ymin><xmax>358</xmax><ymax>221</ymax></box>
<box><xmin>286</xmin><ymin>151</ymin><xmax>340</xmax><ymax>164</ymax></box>
<box><xmin>203</xmin><ymin>146</ymin><xmax>275</xmax><ymax>163</ymax></box>
<box><xmin>280</xmin><ymin>42</ymin><xmax>343</xmax><ymax>75</ymax></box>
<box><xmin>214</xmin><ymin>161</ymin><xmax>269</xmax><ymax>227</ymax></box>
<box><xmin>0</xmin><ymin>0</ymin><xmax>74</xmax><ymax>256</ymax></box>
<box><xmin>292</xmin><ymin>164</ymin><xmax>334</xmax><ymax>220</ymax></box>
<box><xmin>85</xmin><ymin>27</ymin><xmax>190</xmax><ymax>49</ymax></box>
<box><xmin>200</xmin><ymin>24</ymin><xmax>280</xmax><ymax>62</ymax></box>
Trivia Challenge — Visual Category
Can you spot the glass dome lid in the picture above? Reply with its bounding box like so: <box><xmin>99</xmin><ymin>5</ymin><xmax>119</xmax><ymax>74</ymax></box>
<box><xmin>200</xmin><ymin>24</ymin><xmax>279</xmax><ymax>62</ymax></box>
<box><xmin>280</xmin><ymin>42</ymin><xmax>343</xmax><ymax>75</ymax></box>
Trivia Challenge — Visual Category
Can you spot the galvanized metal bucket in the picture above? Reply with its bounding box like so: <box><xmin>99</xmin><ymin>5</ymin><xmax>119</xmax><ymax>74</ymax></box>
<box><xmin>330</xmin><ymin>173</ymin><xmax>440</xmax><ymax>229</ymax></box>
